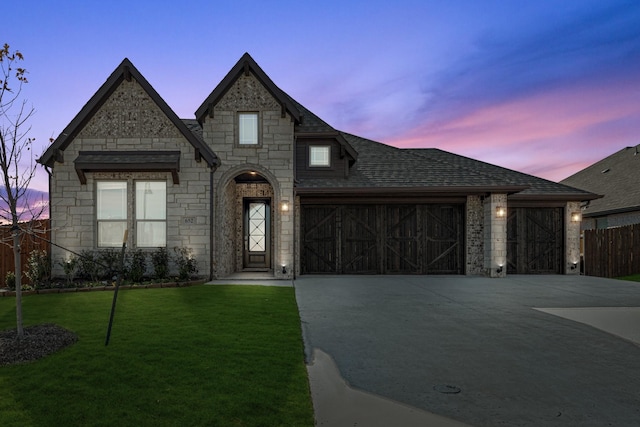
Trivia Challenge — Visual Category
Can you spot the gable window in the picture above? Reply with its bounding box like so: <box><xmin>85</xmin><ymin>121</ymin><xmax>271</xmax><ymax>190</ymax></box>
<box><xmin>238</xmin><ymin>112</ymin><xmax>259</xmax><ymax>145</ymax></box>
<box><xmin>136</xmin><ymin>181</ymin><xmax>167</xmax><ymax>247</ymax></box>
<box><xmin>97</xmin><ymin>181</ymin><xmax>128</xmax><ymax>247</ymax></box>
<box><xmin>309</xmin><ymin>146</ymin><xmax>331</xmax><ymax>167</ymax></box>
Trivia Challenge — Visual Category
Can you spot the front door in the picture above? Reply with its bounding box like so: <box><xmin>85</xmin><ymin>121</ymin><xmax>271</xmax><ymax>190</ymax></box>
<box><xmin>243</xmin><ymin>199</ymin><xmax>271</xmax><ymax>270</ymax></box>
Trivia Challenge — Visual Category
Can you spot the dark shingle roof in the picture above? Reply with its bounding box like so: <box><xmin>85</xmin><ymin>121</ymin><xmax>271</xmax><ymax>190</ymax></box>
<box><xmin>561</xmin><ymin>146</ymin><xmax>639</xmax><ymax>216</ymax></box>
<box><xmin>296</xmin><ymin>131</ymin><xmax>598</xmax><ymax>200</ymax></box>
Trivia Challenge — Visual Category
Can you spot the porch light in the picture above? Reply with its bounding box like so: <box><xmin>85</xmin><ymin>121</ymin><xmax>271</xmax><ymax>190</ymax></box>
<box><xmin>497</xmin><ymin>264</ymin><xmax>504</xmax><ymax>274</ymax></box>
<box><xmin>281</xmin><ymin>201</ymin><xmax>289</xmax><ymax>212</ymax></box>
<box><xmin>496</xmin><ymin>206</ymin><xmax>506</xmax><ymax>218</ymax></box>
<box><xmin>571</xmin><ymin>262</ymin><xmax>578</xmax><ymax>270</ymax></box>
<box><xmin>571</xmin><ymin>212</ymin><xmax>581</xmax><ymax>222</ymax></box>
<box><xmin>282</xmin><ymin>265</ymin><xmax>287</xmax><ymax>274</ymax></box>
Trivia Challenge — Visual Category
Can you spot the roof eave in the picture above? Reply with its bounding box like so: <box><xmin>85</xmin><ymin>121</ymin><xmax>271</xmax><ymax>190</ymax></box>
<box><xmin>295</xmin><ymin>185</ymin><xmax>530</xmax><ymax>197</ymax></box>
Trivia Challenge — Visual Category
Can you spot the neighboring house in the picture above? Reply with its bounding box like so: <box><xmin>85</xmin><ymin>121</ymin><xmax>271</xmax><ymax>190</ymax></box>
<box><xmin>562</xmin><ymin>146</ymin><xmax>639</xmax><ymax>230</ymax></box>
<box><xmin>38</xmin><ymin>53</ymin><xmax>597</xmax><ymax>279</ymax></box>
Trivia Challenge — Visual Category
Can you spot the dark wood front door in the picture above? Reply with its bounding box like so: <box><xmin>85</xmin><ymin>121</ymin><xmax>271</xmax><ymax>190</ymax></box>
<box><xmin>243</xmin><ymin>199</ymin><xmax>271</xmax><ymax>270</ymax></box>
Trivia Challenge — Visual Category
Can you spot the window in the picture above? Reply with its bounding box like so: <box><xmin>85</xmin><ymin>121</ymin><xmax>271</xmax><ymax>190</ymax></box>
<box><xmin>309</xmin><ymin>146</ymin><xmax>331</xmax><ymax>167</ymax></box>
<box><xmin>136</xmin><ymin>181</ymin><xmax>167</xmax><ymax>247</ymax></box>
<box><xmin>238</xmin><ymin>112</ymin><xmax>259</xmax><ymax>145</ymax></box>
<box><xmin>97</xmin><ymin>181</ymin><xmax>127</xmax><ymax>247</ymax></box>
<box><xmin>96</xmin><ymin>180</ymin><xmax>167</xmax><ymax>248</ymax></box>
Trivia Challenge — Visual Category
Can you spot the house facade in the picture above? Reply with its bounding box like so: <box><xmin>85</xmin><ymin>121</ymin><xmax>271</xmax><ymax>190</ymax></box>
<box><xmin>39</xmin><ymin>54</ymin><xmax>597</xmax><ymax>279</ymax></box>
<box><xmin>562</xmin><ymin>146</ymin><xmax>638</xmax><ymax>230</ymax></box>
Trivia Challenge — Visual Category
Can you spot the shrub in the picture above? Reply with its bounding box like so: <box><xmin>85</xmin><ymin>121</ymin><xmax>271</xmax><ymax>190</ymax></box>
<box><xmin>5</xmin><ymin>271</ymin><xmax>15</xmax><ymax>290</ymax></box>
<box><xmin>77</xmin><ymin>250</ymin><xmax>101</xmax><ymax>282</ymax></box>
<box><xmin>59</xmin><ymin>256</ymin><xmax>78</xmax><ymax>287</ymax></box>
<box><xmin>151</xmin><ymin>247</ymin><xmax>169</xmax><ymax>280</ymax></box>
<box><xmin>25</xmin><ymin>249</ymin><xmax>51</xmax><ymax>289</ymax></box>
<box><xmin>99</xmin><ymin>248</ymin><xmax>122</xmax><ymax>280</ymax></box>
<box><xmin>174</xmin><ymin>247</ymin><xmax>198</xmax><ymax>281</ymax></box>
<box><xmin>127</xmin><ymin>249</ymin><xmax>147</xmax><ymax>283</ymax></box>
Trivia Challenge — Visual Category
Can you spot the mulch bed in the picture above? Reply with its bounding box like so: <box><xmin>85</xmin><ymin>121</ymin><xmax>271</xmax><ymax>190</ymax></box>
<box><xmin>0</xmin><ymin>323</ymin><xmax>78</xmax><ymax>366</ymax></box>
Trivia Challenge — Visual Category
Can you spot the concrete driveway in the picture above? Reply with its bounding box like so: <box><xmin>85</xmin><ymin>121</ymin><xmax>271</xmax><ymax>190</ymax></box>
<box><xmin>294</xmin><ymin>275</ymin><xmax>640</xmax><ymax>427</ymax></box>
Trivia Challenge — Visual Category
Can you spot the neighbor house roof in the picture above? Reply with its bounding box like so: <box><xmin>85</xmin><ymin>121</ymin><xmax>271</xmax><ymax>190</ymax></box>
<box><xmin>38</xmin><ymin>58</ymin><xmax>218</xmax><ymax>169</ymax></box>
<box><xmin>561</xmin><ymin>146</ymin><xmax>639</xmax><ymax>217</ymax></box>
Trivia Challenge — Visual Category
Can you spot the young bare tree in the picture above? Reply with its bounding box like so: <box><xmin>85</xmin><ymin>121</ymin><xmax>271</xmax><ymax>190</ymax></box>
<box><xmin>0</xmin><ymin>43</ymin><xmax>38</xmax><ymax>337</ymax></box>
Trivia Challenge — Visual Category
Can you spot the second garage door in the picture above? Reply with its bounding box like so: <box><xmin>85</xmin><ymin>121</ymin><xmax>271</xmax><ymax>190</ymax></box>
<box><xmin>301</xmin><ymin>204</ymin><xmax>464</xmax><ymax>274</ymax></box>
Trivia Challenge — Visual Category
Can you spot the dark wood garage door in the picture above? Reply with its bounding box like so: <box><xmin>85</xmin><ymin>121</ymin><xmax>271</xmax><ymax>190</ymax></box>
<box><xmin>507</xmin><ymin>207</ymin><xmax>563</xmax><ymax>274</ymax></box>
<box><xmin>302</xmin><ymin>204</ymin><xmax>464</xmax><ymax>274</ymax></box>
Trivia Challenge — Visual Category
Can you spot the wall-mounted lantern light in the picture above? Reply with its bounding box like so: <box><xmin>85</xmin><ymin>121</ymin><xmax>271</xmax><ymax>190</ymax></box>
<box><xmin>282</xmin><ymin>265</ymin><xmax>287</xmax><ymax>274</ymax></box>
<box><xmin>281</xmin><ymin>201</ymin><xmax>289</xmax><ymax>212</ymax></box>
<box><xmin>497</xmin><ymin>264</ymin><xmax>504</xmax><ymax>274</ymax></box>
<box><xmin>571</xmin><ymin>212</ymin><xmax>581</xmax><ymax>222</ymax></box>
<box><xmin>496</xmin><ymin>206</ymin><xmax>506</xmax><ymax>218</ymax></box>
<box><xmin>571</xmin><ymin>262</ymin><xmax>578</xmax><ymax>270</ymax></box>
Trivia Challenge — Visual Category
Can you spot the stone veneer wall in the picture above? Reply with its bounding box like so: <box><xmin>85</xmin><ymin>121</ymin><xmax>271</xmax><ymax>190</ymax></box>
<box><xmin>466</xmin><ymin>195</ymin><xmax>484</xmax><ymax>275</ymax></box>
<box><xmin>565</xmin><ymin>201</ymin><xmax>581</xmax><ymax>274</ymax></box>
<box><xmin>483</xmin><ymin>193</ymin><xmax>508</xmax><ymax>277</ymax></box>
<box><xmin>49</xmin><ymin>78</ymin><xmax>212</xmax><ymax>278</ymax></box>
<box><xmin>204</xmin><ymin>73</ymin><xmax>295</xmax><ymax>278</ymax></box>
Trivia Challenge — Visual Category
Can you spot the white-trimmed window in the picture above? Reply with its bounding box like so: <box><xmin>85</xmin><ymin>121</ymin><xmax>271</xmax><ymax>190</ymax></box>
<box><xmin>97</xmin><ymin>181</ymin><xmax>128</xmax><ymax>247</ymax></box>
<box><xmin>136</xmin><ymin>181</ymin><xmax>167</xmax><ymax>247</ymax></box>
<box><xmin>238</xmin><ymin>112</ymin><xmax>259</xmax><ymax>145</ymax></box>
<box><xmin>309</xmin><ymin>146</ymin><xmax>331</xmax><ymax>167</ymax></box>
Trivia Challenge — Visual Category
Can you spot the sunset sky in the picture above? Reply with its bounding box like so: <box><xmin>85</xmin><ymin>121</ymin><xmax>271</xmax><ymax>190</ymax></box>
<box><xmin>4</xmin><ymin>0</ymin><xmax>640</xmax><ymax>192</ymax></box>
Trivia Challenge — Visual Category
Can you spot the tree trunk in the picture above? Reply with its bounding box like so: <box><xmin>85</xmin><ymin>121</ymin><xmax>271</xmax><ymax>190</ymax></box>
<box><xmin>12</xmin><ymin>227</ymin><xmax>23</xmax><ymax>337</ymax></box>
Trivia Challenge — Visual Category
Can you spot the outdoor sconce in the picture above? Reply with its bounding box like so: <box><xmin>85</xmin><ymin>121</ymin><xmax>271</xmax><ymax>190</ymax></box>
<box><xmin>571</xmin><ymin>262</ymin><xmax>578</xmax><ymax>270</ymax></box>
<box><xmin>496</xmin><ymin>206</ymin><xmax>506</xmax><ymax>218</ymax></box>
<box><xmin>571</xmin><ymin>212</ymin><xmax>581</xmax><ymax>222</ymax></box>
<box><xmin>282</xmin><ymin>265</ymin><xmax>287</xmax><ymax>274</ymax></box>
<box><xmin>497</xmin><ymin>264</ymin><xmax>503</xmax><ymax>274</ymax></box>
<box><xmin>281</xmin><ymin>201</ymin><xmax>289</xmax><ymax>212</ymax></box>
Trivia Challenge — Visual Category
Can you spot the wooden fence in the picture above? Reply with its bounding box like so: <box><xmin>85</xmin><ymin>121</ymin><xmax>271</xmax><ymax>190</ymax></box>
<box><xmin>0</xmin><ymin>220</ymin><xmax>50</xmax><ymax>287</ymax></box>
<box><xmin>584</xmin><ymin>223</ymin><xmax>640</xmax><ymax>278</ymax></box>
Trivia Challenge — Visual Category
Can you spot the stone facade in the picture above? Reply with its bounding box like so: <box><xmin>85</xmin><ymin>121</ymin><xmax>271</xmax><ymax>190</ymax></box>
<box><xmin>466</xmin><ymin>195</ymin><xmax>484</xmax><ymax>275</ymax></box>
<box><xmin>203</xmin><ymin>73</ymin><xmax>295</xmax><ymax>279</ymax></box>
<box><xmin>49</xmin><ymin>78</ymin><xmax>212</xmax><ymax>278</ymax></box>
<box><xmin>483</xmin><ymin>194</ymin><xmax>508</xmax><ymax>277</ymax></box>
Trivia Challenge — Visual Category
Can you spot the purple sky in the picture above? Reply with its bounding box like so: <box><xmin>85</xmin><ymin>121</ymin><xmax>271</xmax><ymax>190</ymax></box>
<box><xmin>4</xmin><ymin>0</ymin><xmax>640</xmax><ymax>192</ymax></box>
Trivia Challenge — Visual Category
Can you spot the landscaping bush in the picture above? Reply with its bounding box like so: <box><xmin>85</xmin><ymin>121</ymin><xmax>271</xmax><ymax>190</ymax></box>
<box><xmin>25</xmin><ymin>249</ymin><xmax>51</xmax><ymax>289</ymax></box>
<box><xmin>98</xmin><ymin>248</ymin><xmax>121</xmax><ymax>280</ymax></box>
<box><xmin>174</xmin><ymin>247</ymin><xmax>198</xmax><ymax>281</ymax></box>
<box><xmin>127</xmin><ymin>249</ymin><xmax>147</xmax><ymax>283</ymax></box>
<box><xmin>59</xmin><ymin>256</ymin><xmax>78</xmax><ymax>287</ymax></box>
<box><xmin>151</xmin><ymin>247</ymin><xmax>169</xmax><ymax>280</ymax></box>
<box><xmin>77</xmin><ymin>250</ymin><xmax>101</xmax><ymax>283</ymax></box>
<box><xmin>5</xmin><ymin>271</ymin><xmax>15</xmax><ymax>290</ymax></box>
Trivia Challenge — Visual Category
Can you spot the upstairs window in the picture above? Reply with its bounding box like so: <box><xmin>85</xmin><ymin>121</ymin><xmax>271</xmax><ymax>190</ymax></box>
<box><xmin>97</xmin><ymin>181</ymin><xmax>128</xmax><ymax>247</ymax></box>
<box><xmin>238</xmin><ymin>112</ymin><xmax>259</xmax><ymax>145</ymax></box>
<box><xmin>309</xmin><ymin>146</ymin><xmax>331</xmax><ymax>167</ymax></box>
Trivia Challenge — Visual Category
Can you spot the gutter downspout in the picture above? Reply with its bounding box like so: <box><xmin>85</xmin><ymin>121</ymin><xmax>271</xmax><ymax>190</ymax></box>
<box><xmin>209</xmin><ymin>167</ymin><xmax>215</xmax><ymax>281</ymax></box>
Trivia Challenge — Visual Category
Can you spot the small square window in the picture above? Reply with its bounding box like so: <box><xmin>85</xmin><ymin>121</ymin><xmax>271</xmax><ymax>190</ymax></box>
<box><xmin>309</xmin><ymin>146</ymin><xmax>330</xmax><ymax>167</ymax></box>
<box><xmin>238</xmin><ymin>113</ymin><xmax>258</xmax><ymax>145</ymax></box>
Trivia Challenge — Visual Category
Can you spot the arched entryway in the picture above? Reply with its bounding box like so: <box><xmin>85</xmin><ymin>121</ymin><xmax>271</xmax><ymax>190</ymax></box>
<box><xmin>215</xmin><ymin>167</ymin><xmax>279</xmax><ymax>277</ymax></box>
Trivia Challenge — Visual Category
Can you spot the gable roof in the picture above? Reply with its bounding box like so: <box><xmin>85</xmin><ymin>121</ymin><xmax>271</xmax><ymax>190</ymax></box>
<box><xmin>296</xmin><ymin>132</ymin><xmax>599</xmax><ymax>201</ymax></box>
<box><xmin>561</xmin><ymin>146</ymin><xmax>638</xmax><ymax>217</ymax></box>
<box><xmin>195</xmin><ymin>53</ymin><xmax>302</xmax><ymax>125</ymax></box>
<box><xmin>38</xmin><ymin>58</ymin><xmax>218</xmax><ymax>168</ymax></box>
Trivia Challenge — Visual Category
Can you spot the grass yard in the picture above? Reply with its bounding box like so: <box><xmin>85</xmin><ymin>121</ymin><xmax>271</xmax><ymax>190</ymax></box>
<box><xmin>0</xmin><ymin>285</ymin><xmax>314</xmax><ymax>426</ymax></box>
<box><xmin>617</xmin><ymin>274</ymin><xmax>640</xmax><ymax>282</ymax></box>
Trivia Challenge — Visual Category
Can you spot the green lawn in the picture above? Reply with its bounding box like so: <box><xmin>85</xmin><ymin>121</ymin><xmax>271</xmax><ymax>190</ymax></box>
<box><xmin>617</xmin><ymin>274</ymin><xmax>640</xmax><ymax>282</ymax></box>
<box><xmin>0</xmin><ymin>285</ymin><xmax>314</xmax><ymax>427</ymax></box>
